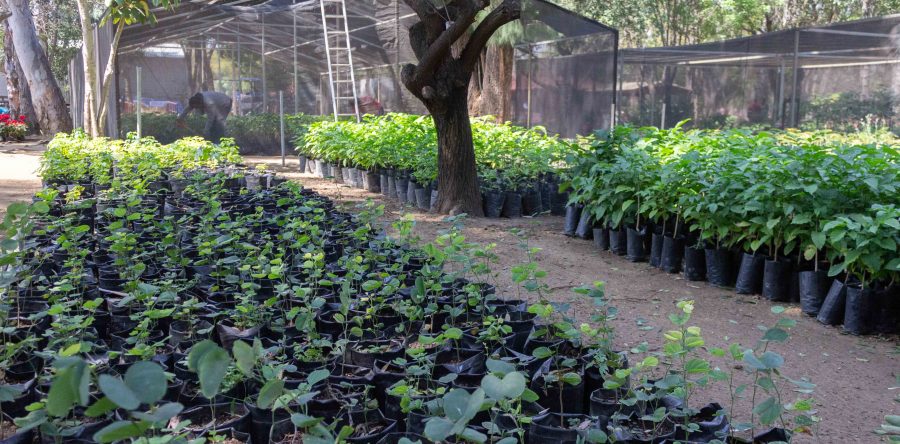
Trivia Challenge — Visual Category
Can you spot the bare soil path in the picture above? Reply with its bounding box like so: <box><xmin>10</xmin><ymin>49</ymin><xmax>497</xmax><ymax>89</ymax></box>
<box><xmin>246</xmin><ymin>156</ymin><xmax>899</xmax><ymax>444</ymax></box>
<box><xmin>0</xmin><ymin>139</ymin><xmax>44</xmax><ymax>218</ymax></box>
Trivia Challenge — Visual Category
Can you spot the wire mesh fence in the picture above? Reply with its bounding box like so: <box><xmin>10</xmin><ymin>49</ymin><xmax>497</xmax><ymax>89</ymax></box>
<box><xmin>617</xmin><ymin>15</ymin><xmax>900</xmax><ymax>132</ymax></box>
<box><xmin>68</xmin><ymin>2</ymin><xmax>900</xmax><ymax>145</ymax></box>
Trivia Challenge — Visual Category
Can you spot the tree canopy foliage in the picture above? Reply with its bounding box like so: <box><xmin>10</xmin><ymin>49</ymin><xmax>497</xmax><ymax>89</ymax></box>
<box><xmin>559</xmin><ymin>0</ymin><xmax>900</xmax><ymax>47</ymax></box>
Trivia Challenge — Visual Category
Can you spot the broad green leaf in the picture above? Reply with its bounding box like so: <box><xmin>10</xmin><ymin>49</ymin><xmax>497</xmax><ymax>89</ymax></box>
<box><xmin>124</xmin><ymin>361</ymin><xmax>167</xmax><ymax>405</ymax></box>
<box><xmin>762</xmin><ymin>327</ymin><xmax>789</xmax><ymax>342</ymax></box>
<box><xmin>759</xmin><ymin>351</ymin><xmax>784</xmax><ymax>369</ymax></box>
<box><xmin>232</xmin><ymin>340</ymin><xmax>256</xmax><ymax>377</ymax></box>
<box><xmin>47</xmin><ymin>359</ymin><xmax>90</xmax><ymax>417</ymax></box>
<box><xmin>424</xmin><ymin>417</ymin><xmax>454</xmax><ymax>442</ymax></box>
<box><xmin>98</xmin><ymin>374</ymin><xmax>140</xmax><ymax>410</ymax></box>
<box><xmin>752</xmin><ymin>396</ymin><xmax>782</xmax><ymax>426</ymax></box>
<box><xmin>93</xmin><ymin>420</ymin><xmax>148</xmax><ymax>443</ymax></box>
<box><xmin>481</xmin><ymin>372</ymin><xmax>526</xmax><ymax>400</ymax></box>
<box><xmin>531</xmin><ymin>347</ymin><xmax>552</xmax><ymax>359</ymax></box>
<box><xmin>195</xmin><ymin>346</ymin><xmax>231</xmax><ymax>399</ymax></box>
<box><xmin>257</xmin><ymin>379</ymin><xmax>285</xmax><ymax>409</ymax></box>
<box><xmin>0</xmin><ymin>384</ymin><xmax>23</xmax><ymax>402</ymax></box>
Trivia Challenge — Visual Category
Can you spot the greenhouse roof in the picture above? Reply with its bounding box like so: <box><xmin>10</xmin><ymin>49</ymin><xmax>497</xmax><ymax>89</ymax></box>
<box><xmin>118</xmin><ymin>0</ymin><xmax>617</xmax><ymax>73</ymax></box>
<box><xmin>620</xmin><ymin>14</ymin><xmax>900</xmax><ymax>69</ymax></box>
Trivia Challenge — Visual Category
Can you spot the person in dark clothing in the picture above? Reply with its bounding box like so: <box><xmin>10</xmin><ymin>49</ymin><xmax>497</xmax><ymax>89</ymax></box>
<box><xmin>176</xmin><ymin>91</ymin><xmax>233</xmax><ymax>143</ymax></box>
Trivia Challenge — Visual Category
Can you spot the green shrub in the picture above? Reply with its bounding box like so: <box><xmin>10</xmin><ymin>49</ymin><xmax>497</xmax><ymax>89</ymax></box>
<box><xmin>564</xmin><ymin>123</ymin><xmax>900</xmax><ymax>286</ymax></box>
<box><xmin>120</xmin><ymin>113</ymin><xmax>328</xmax><ymax>155</ymax></box>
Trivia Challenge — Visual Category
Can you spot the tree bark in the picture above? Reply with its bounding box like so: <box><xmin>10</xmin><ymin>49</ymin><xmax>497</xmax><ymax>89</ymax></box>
<box><xmin>469</xmin><ymin>44</ymin><xmax>513</xmax><ymax>121</ymax></box>
<box><xmin>74</xmin><ymin>0</ymin><xmax>98</xmax><ymax>136</ymax></box>
<box><xmin>184</xmin><ymin>42</ymin><xmax>215</xmax><ymax>94</ymax></box>
<box><xmin>401</xmin><ymin>0</ymin><xmax>520</xmax><ymax>216</ymax></box>
<box><xmin>96</xmin><ymin>22</ymin><xmax>124</xmax><ymax>135</ymax></box>
<box><xmin>5</xmin><ymin>0</ymin><xmax>72</xmax><ymax>134</ymax></box>
<box><xmin>3</xmin><ymin>20</ymin><xmax>38</xmax><ymax>129</ymax></box>
<box><xmin>431</xmin><ymin>82</ymin><xmax>483</xmax><ymax>215</ymax></box>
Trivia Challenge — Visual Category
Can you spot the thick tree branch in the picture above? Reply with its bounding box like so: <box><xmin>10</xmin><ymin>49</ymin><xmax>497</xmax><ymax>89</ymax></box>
<box><xmin>406</xmin><ymin>0</ymin><xmax>484</xmax><ymax>92</ymax></box>
<box><xmin>409</xmin><ymin>22</ymin><xmax>429</xmax><ymax>61</ymax></box>
<box><xmin>402</xmin><ymin>0</ymin><xmax>438</xmax><ymax>22</ymax></box>
<box><xmin>461</xmin><ymin>0</ymin><xmax>521</xmax><ymax>73</ymax></box>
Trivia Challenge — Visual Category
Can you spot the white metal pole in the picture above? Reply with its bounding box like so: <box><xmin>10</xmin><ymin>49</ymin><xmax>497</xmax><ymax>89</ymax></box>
<box><xmin>279</xmin><ymin>90</ymin><xmax>286</xmax><ymax>166</ymax></box>
<box><xmin>660</xmin><ymin>103</ymin><xmax>666</xmax><ymax>129</ymax></box>
<box><xmin>610</xmin><ymin>102</ymin><xmax>616</xmax><ymax>129</ymax></box>
<box><xmin>136</xmin><ymin>66</ymin><xmax>142</xmax><ymax>138</ymax></box>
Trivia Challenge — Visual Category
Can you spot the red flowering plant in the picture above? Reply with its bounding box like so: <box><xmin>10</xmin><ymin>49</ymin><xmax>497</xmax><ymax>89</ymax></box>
<box><xmin>0</xmin><ymin>113</ymin><xmax>28</xmax><ymax>141</ymax></box>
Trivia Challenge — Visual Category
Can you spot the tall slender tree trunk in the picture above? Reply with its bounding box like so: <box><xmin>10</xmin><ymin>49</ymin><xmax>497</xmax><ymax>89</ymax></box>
<box><xmin>97</xmin><ymin>23</ymin><xmax>124</xmax><ymax>135</ymax></box>
<box><xmin>75</xmin><ymin>0</ymin><xmax>98</xmax><ymax>136</ymax></box>
<box><xmin>5</xmin><ymin>0</ymin><xmax>72</xmax><ymax>134</ymax></box>
<box><xmin>3</xmin><ymin>20</ymin><xmax>38</xmax><ymax>130</ymax></box>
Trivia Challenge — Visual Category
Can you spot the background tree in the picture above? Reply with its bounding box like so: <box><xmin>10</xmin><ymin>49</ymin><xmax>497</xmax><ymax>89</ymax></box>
<box><xmin>401</xmin><ymin>0</ymin><xmax>521</xmax><ymax>216</ymax></box>
<box><xmin>31</xmin><ymin>1</ymin><xmax>82</xmax><ymax>91</ymax></box>
<box><xmin>76</xmin><ymin>0</ymin><xmax>178</xmax><ymax>137</ymax></box>
<box><xmin>3</xmin><ymin>20</ymin><xmax>37</xmax><ymax>128</ymax></box>
<box><xmin>3</xmin><ymin>0</ymin><xmax>72</xmax><ymax>134</ymax></box>
<box><xmin>561</xmin><ymin>0</ymin><xmax>900</xmax><ymax>47</ymax></box>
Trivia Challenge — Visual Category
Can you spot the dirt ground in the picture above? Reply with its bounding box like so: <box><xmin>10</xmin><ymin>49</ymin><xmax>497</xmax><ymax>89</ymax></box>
<box><xmin>0</xmin><ymin>149</ymin><xmax>894</xmax><ymax>442</ymax></box>
<box><xmin>0</xmin><ymin>139</ymin><xmax>44</xmax><ymax>218</ymax></box>
<box><xmin>245</xmin><ymin>156</ymin><xmax>898</xmax><ymax>444</ymax></box>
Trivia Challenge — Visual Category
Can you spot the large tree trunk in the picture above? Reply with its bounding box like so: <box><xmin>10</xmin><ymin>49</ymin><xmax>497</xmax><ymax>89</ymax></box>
<box><xmin>469</xmin><ymin>44</ymin><xmax>513</xmax><ymax>121</ymax></box>
<box><xmin>5</xmin><ymin>0</ymin><xmax>73</xmax><ymax>134</ymax></box>
<box><xmin>75</xmin><ymin>0</ymin><xmax>98</xmax><ymax>136</ymax></box>
<box><xmin>430</xmin><ymin>83</ymin><xmax>483</xmax><ymax>216</ymax></box>
<box><xmin>3</xmin><ymin>20</ymin><xmax>38</xmax><ymax>130</ymax></box>
<box><xmin>400</xmin><ymin>0</ymin><xmax>520</xmax><ymax>216</ymax></box>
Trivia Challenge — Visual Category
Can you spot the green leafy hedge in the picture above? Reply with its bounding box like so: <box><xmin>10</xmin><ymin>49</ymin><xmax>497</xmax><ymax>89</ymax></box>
<box><xmin>564</xmin><ymin>124</ymin><xmax>900</xmax><ymax>286</ymax></box>
<box><xmin>120</xmin><ymin>113</ymin><xmax>328</xmax><ymax>155</ymax></box>
<box><xmin>40</xmin><ymin>131</ymin><xmax>243</xmax><ymax>186</ymax></box>
<box><xmin>299</xmin><ymin>113</ymin><xmax>575</xmax><ymax>187</ymax></box>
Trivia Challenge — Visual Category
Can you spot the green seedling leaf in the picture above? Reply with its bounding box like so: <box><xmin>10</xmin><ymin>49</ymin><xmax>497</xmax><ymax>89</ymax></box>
<box><xmin>752</xmin><ymin>396</ymin><xmax>782</xmax><ymax>426</ymax></box>
<box><xmin>232</xmin><ymin>340</ymin><xmax>256</xmax><ymax>377</ymax></box>
<box><xmin>124</xmin><ymin>361</ymin><xmax>167</xmax><ymax>405</ymax></box>
<box><xmin>257</xmin><ymin>379</ymin><xmax>285</xmax><ymax>409</ymax></box>
<box><xmin>98</xmin><ymin>374</ymin><xmax>140</xmax><ymax>410</ymax></box>
<box><xmin>47</xmin><ymin>358</ymin><xmax>90</xmax><ymax>417</ymax></box>
<box><xmin>93</xmin><ymin>420</ymin><xmax>149</xmax><ymax>443</ymax></box>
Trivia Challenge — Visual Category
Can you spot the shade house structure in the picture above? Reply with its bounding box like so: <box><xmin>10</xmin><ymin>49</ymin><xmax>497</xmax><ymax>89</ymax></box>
<box><xmin>70</xmin><ymin>0</ymin><xmax>619</xmax><ymax>141</ymax></box>
<box><xmin>616</xmin><ymin>14</ymin><xmax>900</xmax><ymax>131</ymax></box>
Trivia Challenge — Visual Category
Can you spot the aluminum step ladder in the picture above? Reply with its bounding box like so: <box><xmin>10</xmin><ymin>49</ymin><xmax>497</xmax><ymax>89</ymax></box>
<box><xmin>320</xmin><ymin>0</ymin><xmax>360</xmax><ymax>122</ymax></box>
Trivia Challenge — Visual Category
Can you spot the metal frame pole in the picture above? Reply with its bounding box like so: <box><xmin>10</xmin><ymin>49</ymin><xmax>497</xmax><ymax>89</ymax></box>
<box><xmin>237</xmin><ymin>34</ymin><xmax>242</xmax><ymax>116</ymax></box>
<box><xmin>261</xmin><ymin>16</ymin><xmax>268</xmax><ymax>113</ymax></box>
<box><xmin>790</xmin><ymin>30</ymin><xmax>800</xmax><ymax>127</ymax></box>
<box><xmin>527</xmin><ymin>44</ymin><xmax>533</xmax><ymax>128</ymax></box>
<box><xmin>611</xmin><ymin>28</ymin><xmax>620</xmax><ymax>129</ymax></box>
<box><xmin>293</xmin><ymin>0</ymin><xmax>299</xmax><ymax>114</ymax></box>
<box><xmin>279</xmin><ymin>91</ymin><xmax>286</xmax><ymax>166</ymax></box>
<box><xmin>661</xmin><ymin>103</ymin><xmax>666</xmax><ymax>129</ymax></box>
<box><xmin>136</xmin><ymin>66</ymin><xmax>142</xmax><ymax>138</ymax></box>
<box><xmin>777</xmin><ymin>59</ymin><xmax>785</xmax><ymax>128</ymax></box>
<box><xmin>216</xmin><ymin>32</ymin><xmax>221</xmax><ymax>91</ymax></box>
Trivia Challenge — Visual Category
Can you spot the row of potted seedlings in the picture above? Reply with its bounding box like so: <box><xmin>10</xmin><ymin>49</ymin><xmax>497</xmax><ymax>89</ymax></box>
<box><xmin>1</xmin><ymin>134</ymin><xmax>817</xmax><ymax>443</ymax></box>
<box><xmin>297</xmin><ymin>113</ymin><xmax>573</xmax><ymax>218</ymax></box>
<box><xmin>300</xmin><ymin>157</ymin><xmax>569</xmax><ymax>219</ymax></box>
<box><xmin>562</xmin><ymin>125</ymin><xmax>900</xmax><ymax>336</ymax></box>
